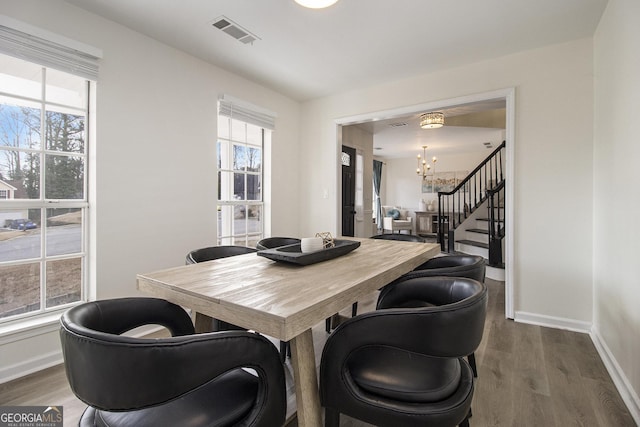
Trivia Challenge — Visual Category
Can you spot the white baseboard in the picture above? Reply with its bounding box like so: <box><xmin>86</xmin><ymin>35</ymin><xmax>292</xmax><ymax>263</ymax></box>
<box><xmin>486</xmin><ymin>265</ymin><xmax>505</xmax><ymax>281</ymax></box>
<box><xmin>591</xmin><ymin>328</ymin><xmax>640</xmax><ymax>426</ymax></box>
<box><xmin>514</xmin><ymin>311</ymin><xmax>592</xmax><ymax>333</ymax></box>
<box><xmin>0</xmin><ymin>350</ymin><xmax>63</xmax><ymax>384</ymax></box>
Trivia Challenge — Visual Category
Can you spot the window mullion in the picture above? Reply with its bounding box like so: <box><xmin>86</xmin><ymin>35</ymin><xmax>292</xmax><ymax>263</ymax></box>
<box><xmin>0</xmin><ymin>53</ymin><xmax>90</xmax><ymax>323</ymax></box>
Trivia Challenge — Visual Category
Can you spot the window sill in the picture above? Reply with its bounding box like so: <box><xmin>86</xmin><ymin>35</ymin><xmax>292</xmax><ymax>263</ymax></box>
<box><xmin>0</xmin><ymin>310</ymin><xmax>67</xmax><ymax>345</ymax></box>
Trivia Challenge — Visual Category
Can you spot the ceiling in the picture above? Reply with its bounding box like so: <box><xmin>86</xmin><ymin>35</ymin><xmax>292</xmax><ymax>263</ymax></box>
<box><xmin>353</xmin><ymin>99</ymin><xmax>507</xmax><ymax>158</ymax></box>
<box><xmin>63</xmin><ymin>0</ymin><xmax>608</xmax><ymax>102</ymax></box>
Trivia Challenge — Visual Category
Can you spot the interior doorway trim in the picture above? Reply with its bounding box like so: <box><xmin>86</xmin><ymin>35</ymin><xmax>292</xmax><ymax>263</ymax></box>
<box><xmin>334</xmin><ymin>88</ymin><xmax>516</xmax><ymax>319</ymax></box>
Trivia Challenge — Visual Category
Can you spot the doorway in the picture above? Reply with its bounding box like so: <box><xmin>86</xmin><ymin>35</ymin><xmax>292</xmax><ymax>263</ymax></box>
<box><xmin>335</xmin><ymin>88</ymin><xmax>515</xmax><ymax>319</ymax></box>
<box><xmin>341</xmin><ymin>145</ymin><xmax>356</xmax><ymax>237</ymax></box>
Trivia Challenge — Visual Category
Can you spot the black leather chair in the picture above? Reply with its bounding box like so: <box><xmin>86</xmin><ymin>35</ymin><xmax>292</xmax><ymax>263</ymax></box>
<box><xmin>390</xmin><ymin>254</ymin><xmax>486</xmax><ymax>376</ymax></box>
<box><xmin>325</xmin><ymin>233</ymin><xmax>426</xmax><ymax>333</ymax></box>
<box><xmin>60</xmin><ymin>297</ymin><xmax>286</xmax><ymax>427</ymax></box>
<box><xmin>256</xmin><ymin>237</ymin><xmax>301</xmax><ymax>250</ymax></box>
<box><xmin>371</xmin><ymin>233</ymin><xmax>426</xmax><ymax>243</ymax></box>
<box><xmin>185</xmin><ymin>245</ymin><xmax>257</xmax><ymax>264</ymax></box>
<box><xmin>409</xmin><ymin>254</ymin><xmax>486</xmax><ymax>282</ymax></box>
<box><xmin>320</xmin><ymin>277</ymin><xmax>487</xmax><ymax>427</ymax></box>
<box><xmin>185</xmin><ymin>245</ymin><xmax>257</xmax><ymax>332</ymax></box>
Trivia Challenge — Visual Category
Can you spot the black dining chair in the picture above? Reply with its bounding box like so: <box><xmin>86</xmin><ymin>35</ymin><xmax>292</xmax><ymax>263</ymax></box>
<box><xmin>388</xmin><ymin>254</ymin><xmax>486</xmax><ymax>376</ymax></box>
<box><xmin>185</xmin><ymin>244</ymin><xmax>290</xmax><ymax>363</ymax></box>
<box><xmin>185</xmin><ymin>245</ymin><xmax>257</xmax><ymax>332</ymax></box>
<box><xmin>320</xmin><ymin>277</ymin><xmax>487</xmax><ymax>427</ymax></box>
<box><xmin>370</xmin><ymin>233</ymin><xmax>426</xmax><ymax>242</ymax></box>
<box><xmin>60</xmin><ymin>297</ymin><xmax>286</xmax><ymax>427</ymax></box>
<box><xmin>409</xmin><ymin>254</ymin><xmax>486</xmax><ymax>282</ymax></box>
<box><xmin>185</xmin><ymin>245</ymin><xmax>258</xmax><ymax>264</ymax></box>
<box><xmin>325</xmin><ymin>233</ymin><xmax>426</xmax><ymax>333</ymax></box>
<box><xmin>256</xmin><ymin>237</ymin><xmax>301</xmax><ymax>250</ymax></box>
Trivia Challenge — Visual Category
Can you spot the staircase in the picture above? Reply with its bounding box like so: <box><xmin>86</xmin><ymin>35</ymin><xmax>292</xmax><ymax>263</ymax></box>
<box><xmin>436</xmin><ymin>142</ymin><xmax>506</xmax><ymax>280</ymax></box>
<box><xmin>453</xmin><ymin>189</ymin><xmax>505</xmax><ymax>280</ymax></box>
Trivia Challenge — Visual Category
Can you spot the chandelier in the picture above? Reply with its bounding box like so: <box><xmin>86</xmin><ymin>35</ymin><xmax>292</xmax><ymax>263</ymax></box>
<box><xmin>420</xmin><ymin>112</ymin><xmax>444</xmax><ymax>129</ymax></box>
<box><xmin>417</xmin><ymin>146</ymin><xmax>437</xmax><ymax>179</ymax></box>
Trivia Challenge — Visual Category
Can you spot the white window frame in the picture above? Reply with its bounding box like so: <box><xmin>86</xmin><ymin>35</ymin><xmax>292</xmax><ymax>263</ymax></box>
<box><xmin>217</xmin><ymin>96</ymin><xmax>275</xmax><ymax>247</ymax></box>
<box><xmin>217</xmin><ymin>116</ymin><xmax>267</xmax><ymax>247</ymax></box>
<box><xmin>0</xmin><ymin>54</ymin><xmax>93</xmax><ymax>328</ymax></box>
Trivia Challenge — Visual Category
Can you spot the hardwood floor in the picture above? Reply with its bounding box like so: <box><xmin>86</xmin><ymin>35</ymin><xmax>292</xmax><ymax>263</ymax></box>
<box><xmin>0</xmin><ymin>279</ymin><xmax>635</xmax><ymax>427</ymax></box>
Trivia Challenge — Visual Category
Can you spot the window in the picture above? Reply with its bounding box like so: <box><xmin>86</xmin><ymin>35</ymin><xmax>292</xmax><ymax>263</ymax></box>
<box><xmin>217</xmin><ymin>116</ymin><xmax>267</xmax><ymax>247</ymax></box>
<box><xmin>0</xmin><ymin>52</ymin><xmax>90</xmax><ymax>321</ymax></box>
<box><xmin>217</xmin><ymin>96</ymin><xmax>275</xmax><ymax>248</ymax></box>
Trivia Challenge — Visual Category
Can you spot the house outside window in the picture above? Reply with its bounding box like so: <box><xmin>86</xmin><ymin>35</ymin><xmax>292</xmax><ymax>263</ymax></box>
<box><xmin>0</xmin><ymin>52</ymin><xmax>90</xmax><ymax>322</ymax></box>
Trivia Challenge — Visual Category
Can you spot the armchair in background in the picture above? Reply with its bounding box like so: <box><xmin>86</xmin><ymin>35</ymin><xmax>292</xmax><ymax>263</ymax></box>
<box><xmin>382</xmin><ymin>206</ymin><xmax>413</xmax><ymax>234</ymax></box>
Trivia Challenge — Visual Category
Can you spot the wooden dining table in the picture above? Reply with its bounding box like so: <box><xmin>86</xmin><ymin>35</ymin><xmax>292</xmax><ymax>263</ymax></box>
<box><xmin>137</xmin><ymin>237</ymin><xmax>440</xmax><ymax>427</ymax></box>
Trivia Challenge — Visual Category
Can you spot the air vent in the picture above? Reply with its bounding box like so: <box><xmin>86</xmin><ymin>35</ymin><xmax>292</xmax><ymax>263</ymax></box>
<box><xmin>211</xmin><ymin>16</ymin><xmax>260</xmax><ymax>45</ymax></box>
<box><xmin>389</xmin><ymin>122</ymin><xmax>407</xmax><ymax>127</ymax></box>
<box><xmin>483</xmin><ymin>142</ymin><xmax>493</xmax><ymax>149</ymax></box>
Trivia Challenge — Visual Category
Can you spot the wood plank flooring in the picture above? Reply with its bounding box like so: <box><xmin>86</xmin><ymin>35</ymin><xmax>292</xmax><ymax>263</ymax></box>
<box><xmin>0</xmin><ymin>279</ymin><xmax>635</xmax><ymax>427</ymax></box>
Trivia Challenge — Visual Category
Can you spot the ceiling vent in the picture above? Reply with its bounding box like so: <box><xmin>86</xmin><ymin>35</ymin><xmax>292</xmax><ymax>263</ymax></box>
<box><xmin>388</xmin><ymin>122</ymin><xmax>407</xmax><ymax>127</ymax></box>
<box><xmin>211</xmin><ymin>16</ymin><xmax>260</xmax><ymax>45</ymax></box>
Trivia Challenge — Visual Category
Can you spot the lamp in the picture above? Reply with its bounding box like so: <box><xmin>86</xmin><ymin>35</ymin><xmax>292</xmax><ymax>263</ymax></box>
<box><xmin>420</xmin><ymin>112</ymin><xmax>444</xmax><ymax>129</ymax></box>
<box><xmin>294</xmin><ymin>0</ymin><xmax>339</xmax><ymax>8</ymax></box>
<box><xmin>417</xmin><ymin>146</ymin><xmax>437</xmax><ymax>179</ymax></box>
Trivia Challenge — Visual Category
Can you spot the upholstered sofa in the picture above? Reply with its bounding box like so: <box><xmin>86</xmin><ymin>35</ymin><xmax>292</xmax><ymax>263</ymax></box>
<box><xmin>382</xmin><ymin>206</ymin><xmax>413</xmax><ymax>234</ymax></box>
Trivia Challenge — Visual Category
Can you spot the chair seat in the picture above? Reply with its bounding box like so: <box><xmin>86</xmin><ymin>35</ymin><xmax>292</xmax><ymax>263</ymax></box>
<box><xmin>347</xmin><ymin>346</ymin><xmax>463</xmax><ymax>403</ymax></box>
<box><xmin>82</xmin><ymin>370</ymin><xmax>258</xmax><ymax>427</ymax></box>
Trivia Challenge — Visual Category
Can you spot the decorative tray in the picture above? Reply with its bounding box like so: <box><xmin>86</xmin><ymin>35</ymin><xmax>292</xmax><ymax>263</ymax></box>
<box><xmin>257</xmin><ymin>239</ymin><xmax>361</xmax><ymax>266</ymax></box>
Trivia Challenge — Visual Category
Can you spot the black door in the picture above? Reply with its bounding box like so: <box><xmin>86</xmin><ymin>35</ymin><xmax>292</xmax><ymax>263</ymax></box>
<box><xmin>341</xmin><ymin>145</ymin><xmax>356</xmax><ymax>237</ymax></box>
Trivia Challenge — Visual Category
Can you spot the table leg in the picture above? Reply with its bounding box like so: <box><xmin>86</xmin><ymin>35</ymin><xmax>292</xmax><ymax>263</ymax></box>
<box><xmin>194</xmin><ymin>312</ymin><xmax>213</xmax><ymax>333</ymax></box>
<box><xmin>290</xmin><ymin>328</ymin><xmax>322</xmax><ymax>427</ymax></box>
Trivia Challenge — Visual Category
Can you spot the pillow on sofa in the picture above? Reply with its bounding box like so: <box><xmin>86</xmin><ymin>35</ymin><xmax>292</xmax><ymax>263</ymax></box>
<box><xmin>386</xmin><ymin>208</ymin><xmax>400</xmax><ymax>219</ymax></box>
<box><xmin>398</xmin><ymin>209</ymin><xmax>409</xmax><ymax>220</ymax></box>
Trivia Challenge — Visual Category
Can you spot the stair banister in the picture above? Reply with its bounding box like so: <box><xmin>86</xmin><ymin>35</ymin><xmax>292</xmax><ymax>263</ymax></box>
<box><xmin>437</xmin><ymin>141</ymin><xmax>506</xmax><ymax>252</ymax></box>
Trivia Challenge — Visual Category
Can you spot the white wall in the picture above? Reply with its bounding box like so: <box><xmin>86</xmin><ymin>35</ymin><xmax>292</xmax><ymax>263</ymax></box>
<box><xmin>593</xmin><ymin>0</ymin><xmax>640</xmax><ymax>420</ymax></box>
<box><xmin>0</xmin><ymin>0</ymin><xmax>301</xmax><ymax>381</ymax></box>
<box><xmin>300</xmin><ymin>38</ymin><xmax>594</xmax><ymax>325</ymax></box>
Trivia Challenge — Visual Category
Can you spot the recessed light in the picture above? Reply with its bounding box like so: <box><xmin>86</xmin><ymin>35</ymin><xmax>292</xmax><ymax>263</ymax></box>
<box><xmin>294</xmin><ymin>0</ymin><xmax>339</xmax><ymax>9</ymax></box>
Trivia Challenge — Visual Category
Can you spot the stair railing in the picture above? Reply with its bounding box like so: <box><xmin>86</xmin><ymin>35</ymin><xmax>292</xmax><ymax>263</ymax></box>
<box><xmin>437</xmin><ymin>141</ymin><xmax>506</xmax><ymax>251</ymax></box>
<box><xmin>486</xmin><ymin>180</ymin><xmax>505</xmax><ymax>266</ymax></box>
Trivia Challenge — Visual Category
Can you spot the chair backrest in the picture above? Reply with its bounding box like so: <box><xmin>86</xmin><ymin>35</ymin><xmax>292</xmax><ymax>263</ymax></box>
<box><xmin>411</xmin><ymin>254</ymin><xmax>485</xmax><ymax>282</ymax></box>
<box><xmin>256</xmin><ymin>237</ymin><xmax>301</xmax><ymax>250</ymax></box>
<box><xmin>370</xmin><ymin>233</ymin><xmax>425</xmax><ymax>243</ymax></box>
<box><xmin>59</xmin><ymin>297</ymin><xmax>286</xmax><ymax>424</ymax></box>
<box><xmin>327</xmin><ymin>276</ymin><xmax>487</xmax><ymax>363</ymax></box>
<box><xmin>185</xmin><ymin>245</ymin><xmax>257</xmax><ymax>264</ymax></box>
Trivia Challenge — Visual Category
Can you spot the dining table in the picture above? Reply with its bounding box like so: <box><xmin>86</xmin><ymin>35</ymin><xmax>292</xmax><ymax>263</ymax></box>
<box><xmin>137</xmin><ymin>237</ymin><xmax>440</xmax><ymax>427</ymax></box>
